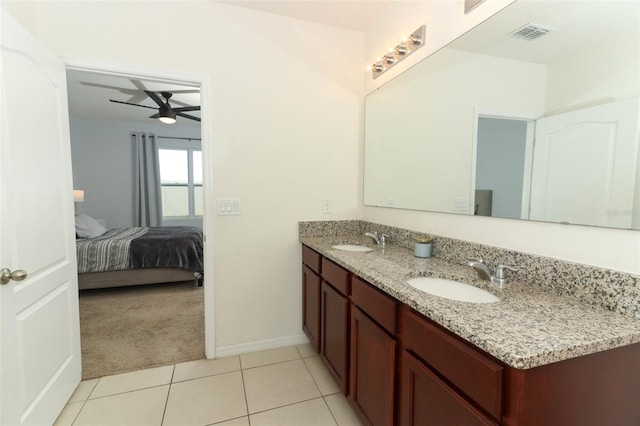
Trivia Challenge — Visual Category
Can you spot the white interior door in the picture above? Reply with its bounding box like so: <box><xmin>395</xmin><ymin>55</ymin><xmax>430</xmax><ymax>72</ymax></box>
<box><xmin>529</xmin><ymin>98</ymin><xmax>640</xmax><ymax>228</ymax></box>
<box><xmin>1</xmin><ymin>11</ymin><xmax>81</xmax><ymax>426</ymax></box>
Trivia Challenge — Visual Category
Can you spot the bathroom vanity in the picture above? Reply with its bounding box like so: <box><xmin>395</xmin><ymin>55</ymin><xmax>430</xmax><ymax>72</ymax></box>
<box><xmin>300</xmin><ymin>230</ymin><xmax>640</xmax><ymax>425</ymax></box>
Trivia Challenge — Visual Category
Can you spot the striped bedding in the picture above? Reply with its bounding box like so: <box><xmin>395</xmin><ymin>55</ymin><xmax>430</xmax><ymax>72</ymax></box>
<box><xmin>76</xmin><ymin>228</ymin><xmax>148</xmax><ymax>273</ymax></box>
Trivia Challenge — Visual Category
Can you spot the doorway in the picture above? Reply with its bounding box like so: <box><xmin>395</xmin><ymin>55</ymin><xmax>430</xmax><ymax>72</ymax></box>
<box><xmin>64</xmin><ymin>58</ymin><xmax>215</xmax><ymax>371</ymax></box>
<box><xmin>472</xmin><ymin>111</ymin><xmax>536</xmax><ymax>220</ymax></box>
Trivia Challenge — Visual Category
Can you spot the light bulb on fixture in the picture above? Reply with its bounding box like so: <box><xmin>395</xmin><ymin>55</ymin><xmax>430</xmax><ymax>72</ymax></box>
<box><xmin>159</xmin><ymin>115</ymin><xmax>177</xmax><ymax>124</ymax></box>
<box><xmin>395</xmin><ymin>45</ymin><xmax>407</xmax><ymax>55</ymax></box>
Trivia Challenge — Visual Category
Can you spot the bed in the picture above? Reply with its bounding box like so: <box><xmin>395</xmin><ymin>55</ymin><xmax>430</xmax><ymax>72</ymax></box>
<box><xmin>75</xmin><ymin>220</ymin><xmax>204</xmax><ymax>290</ymax></box>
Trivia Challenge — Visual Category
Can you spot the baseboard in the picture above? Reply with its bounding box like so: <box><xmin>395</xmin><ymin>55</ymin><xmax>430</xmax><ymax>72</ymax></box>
<box><xmin>215</xmin><ymin>333</ymin><xmax>310</xmax><ymax>358</ymax></box>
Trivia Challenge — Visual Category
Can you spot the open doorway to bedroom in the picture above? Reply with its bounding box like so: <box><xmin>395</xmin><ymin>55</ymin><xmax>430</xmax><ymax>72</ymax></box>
<box><xmin>65</xmin><ymin>65</ymin><xmax>211</xmax><ymax>379</ymax></box>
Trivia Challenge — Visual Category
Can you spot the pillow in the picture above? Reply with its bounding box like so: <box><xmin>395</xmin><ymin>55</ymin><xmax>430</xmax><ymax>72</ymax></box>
<box><xmin>75</xmin><ymin>214</ymin><xmax>108</xmax><ymax>239</ymax></box>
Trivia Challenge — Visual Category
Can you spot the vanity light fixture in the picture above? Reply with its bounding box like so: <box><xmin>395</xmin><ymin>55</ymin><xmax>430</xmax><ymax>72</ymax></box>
<box><xmin>368</xmin><ymin>25</ymin><xmax>425</xmax><ymax>79</ymax></box>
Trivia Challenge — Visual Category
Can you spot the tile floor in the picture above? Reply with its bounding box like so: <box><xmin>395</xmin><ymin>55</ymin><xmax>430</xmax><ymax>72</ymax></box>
<box><xmin>54</xmin><ymin>344</ymin><xmax>363</xmax><ymax>426</ymax></box>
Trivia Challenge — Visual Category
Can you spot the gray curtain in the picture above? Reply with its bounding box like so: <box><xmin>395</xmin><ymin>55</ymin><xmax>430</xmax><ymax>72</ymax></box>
<box><xmin>132</xmin><ymin>132</ymin><xmax>162</xmax><ymax>226</ymax></box>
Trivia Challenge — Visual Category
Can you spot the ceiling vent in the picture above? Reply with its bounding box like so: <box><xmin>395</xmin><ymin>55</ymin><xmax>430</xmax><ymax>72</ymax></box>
<box><xmin>509</xmin><ymin>23</ymin><xmax>554</xmax><ymax>41</ymax></box>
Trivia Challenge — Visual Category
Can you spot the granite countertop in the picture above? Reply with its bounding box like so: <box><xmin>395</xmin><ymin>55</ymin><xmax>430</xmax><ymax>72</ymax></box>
<box><xmin>300</xmin><ymin>235</ymin><xmax>640</xmax><ymax>369</ymax></box>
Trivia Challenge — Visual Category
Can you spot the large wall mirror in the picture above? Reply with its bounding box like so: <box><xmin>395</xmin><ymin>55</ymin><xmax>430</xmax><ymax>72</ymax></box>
<box><xmin>364</xmin><ymin>0</ymin><xmax>640</xmax><ymax>230</ymax></box>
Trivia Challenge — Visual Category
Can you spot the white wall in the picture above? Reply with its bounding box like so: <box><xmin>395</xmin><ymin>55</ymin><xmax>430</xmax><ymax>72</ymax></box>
<box><xmin>545</xmin><ymin>37</ymin><xmax>640</xmax><ymax>115</ymax></box>
<box><xmin>15</xmin><ymin>1</ymin><xmax>364</xmax><ymax>350</ymax></box>
<box><xmin>70</xmin><ymin>116</ymin><xmax>201</xmax><ymax>228</ymax></box>
<box><xmin>363</xmin><ymin>0</ymin><xmax>640</xmax><ymax>275</ymax></box>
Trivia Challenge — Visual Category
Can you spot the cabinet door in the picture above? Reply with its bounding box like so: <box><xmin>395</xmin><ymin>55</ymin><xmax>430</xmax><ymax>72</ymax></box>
<box><xmin>350</xmin><ymin>305</ymin><xmax>396</xmax><ymax>426</ymax></box>
<box><xmin>302</xmin><ymin>264</ymin><xmax>321</xmax><ymax>353</ymax></box>
<box><xmin>399</xmin><ymin>350</ymin><xmax>497</xmax><ymax>426</ymax></box>
<box><xmin>321</xmin><ymin>282</ymin><xmax>349</xmax><ymax>395</ymax></box>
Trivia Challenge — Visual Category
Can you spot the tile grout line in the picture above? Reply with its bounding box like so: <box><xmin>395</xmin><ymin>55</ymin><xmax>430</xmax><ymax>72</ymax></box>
<box><xmin>68</xmin><ymin>376</ymin><xmax>101</xmax><ymax>425</ymax></box>
<box><xmin>160</xmin><ymin>364</ymin><xmax>176</xmax><ymax>426</ymax></box>
<box><xmin>238</xmin><ymin>354</ymin><xmax>252</xmax><ymax>425</ymax></box>
<box><xmin>300</xmin><ymin>354</ymin><xmax>342</xmax><ymax>424</ymax></box>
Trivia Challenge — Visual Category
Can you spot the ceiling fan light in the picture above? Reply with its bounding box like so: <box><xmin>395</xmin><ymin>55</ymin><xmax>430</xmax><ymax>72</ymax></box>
<box><xmin>158</xmin><ymin>105</ymin><xmax>177</xmax><ymax>124</ymax></box>
<box><xmin>158</xmin><ymin>115</ymin><xmax>176</xmax><ymax>124</ymax></box>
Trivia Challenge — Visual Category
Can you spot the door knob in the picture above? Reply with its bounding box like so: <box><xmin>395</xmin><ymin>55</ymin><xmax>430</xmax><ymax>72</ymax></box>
<box><xmin>0</xmin><ymin>268</ymin><xmax>28</xmax><ymax>285</ymax></box>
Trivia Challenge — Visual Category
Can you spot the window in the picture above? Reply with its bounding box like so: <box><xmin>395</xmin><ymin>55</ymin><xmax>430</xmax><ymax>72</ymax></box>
<box><xmin>158</xmin><ymin>148</ymin><xmax>203</xmax><ymax>218</ymax></box>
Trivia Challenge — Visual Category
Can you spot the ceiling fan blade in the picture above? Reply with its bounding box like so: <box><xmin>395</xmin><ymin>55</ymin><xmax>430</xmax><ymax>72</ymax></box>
<box><xmin>127</xmin><ymin>93</ymin><xmax>149</xmax><ymax>104</ymax></box>
<box><xmin>176</xmin><ymin>112</ymin><xmax>201</xmax><ymax>122</ymax></box>
<box><xmin>109</xmin><ymin>99</ymin><xmax>158</xmax><ymax>110</ymax></box>
<box><xmin>173</xmin><ymin>106</ymin><xmax>200</xmax><ymax>112</ymax></box>
<box><xmin>81</xmin><ymin>81</ymin><xmax>141</xmax><ymax>95</ymax></box>
<box><xmin>145</xmin><ymin>90</ymin><xmax>165</xmax><ymax>107</ymax></box>
<box><xmin>149</xmin><ymin>113</ymin><xmax>160</xmax><ymax>119</ymax></box>
<box><xmin>130</xmin><ymin>79</ymin><xmax>148</xmax><ymax>91</ymax></box>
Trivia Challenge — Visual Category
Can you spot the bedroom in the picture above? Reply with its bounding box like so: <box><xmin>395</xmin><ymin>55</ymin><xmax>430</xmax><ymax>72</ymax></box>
<box><xmin>67</xmin><ymin>70</ymin><xmax>206</xmax><ymax>378</ymax></box>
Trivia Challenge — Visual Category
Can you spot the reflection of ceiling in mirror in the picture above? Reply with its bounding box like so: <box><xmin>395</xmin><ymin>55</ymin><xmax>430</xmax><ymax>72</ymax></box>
<box><xmin>451</xmin><ymin>1</ymin><xmax>639</xmax><ymax>65</ymax></box>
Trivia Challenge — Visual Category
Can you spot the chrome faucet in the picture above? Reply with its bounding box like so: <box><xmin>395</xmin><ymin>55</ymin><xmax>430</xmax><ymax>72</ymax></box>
<box><xmin>467</xmin><ymin>258</ymin><xmax>518</xmax><ymax>288</ymax></box>
<box><xmin>365</xmin><ymin>231</ymin><xmax>388</xmax><ymax>247</ymax></box>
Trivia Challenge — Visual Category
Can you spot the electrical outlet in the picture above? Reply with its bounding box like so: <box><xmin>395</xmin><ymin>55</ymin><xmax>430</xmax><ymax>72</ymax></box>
<box><xmin>322</xmin><ymin>199</ymin><xmax>331</xmax><ymax>214</ymax></box>
<box><xmin>453</xmin><ymin>198</ymin><xmax>468</xmax><ymax>212</ymax></box>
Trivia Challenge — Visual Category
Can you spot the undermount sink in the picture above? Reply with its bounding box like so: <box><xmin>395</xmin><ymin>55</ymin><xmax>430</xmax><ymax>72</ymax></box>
<box><xmin>407</xmin><ymin>277</ymin><xmax>499</xmax><ymax>303</ymax></box>
<box><xmin>331</xmin><ymin>244</ymin><xmax>374</xmax><ymax>252</ymax></box>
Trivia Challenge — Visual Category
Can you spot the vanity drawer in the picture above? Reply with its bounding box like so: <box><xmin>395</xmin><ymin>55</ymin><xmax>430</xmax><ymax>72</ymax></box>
<box><xmin>302</xmin><ymin>245</ymin><xmax>321</xmax><ymax>274</ymax></box>
<box><xmin>402</xmin><ymin>309</ymin><xmax>503</xmax><ymax>420</ymax></box>
<box><xmin>322</xmin><ymin>258</ymin><xmax>349</xmax><ymax>296</ymax></box>
<box><xmin>351</xmin><ymin>276</ymin><xmax>397</xmax><ymax>335</ymax></box>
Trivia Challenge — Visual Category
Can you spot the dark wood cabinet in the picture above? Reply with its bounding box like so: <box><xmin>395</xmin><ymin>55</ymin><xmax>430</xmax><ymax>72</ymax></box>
<box><xmin>321</xmin><ymin>281</ymin><xmax>349</xmax><ymax>394</ymax></box>
<box><xmin>302</xmin><ymin>265</ymin><xmax>321</xmax><ymax>352</ymax></box>
<box><xmin>302</xmin><ymin>246</ymin><xmax>322</xmax><ymax>353</ymax></box>
<box><xmin>399</xmin><ymin>350</ymin><xmax>497</xmax><ymax>426</ymax></box>
<box><xmin>301</xmin><ymin>245</ymin><xmax>640</xmax><ymax>425</ymax></box>
<box><xmin>399</xmin><ymin>307</ymin><xmax>502</xmax><ymax>425</ymax></box>
<box><xmin>350</xmin><ymin>276</ymin><xmax>398</xmax><ymax>426</ymax></box>
<box><xmin>350</xmin><ymin>305</ymin><xmax>396</xmax><ymax>426</ymax></box>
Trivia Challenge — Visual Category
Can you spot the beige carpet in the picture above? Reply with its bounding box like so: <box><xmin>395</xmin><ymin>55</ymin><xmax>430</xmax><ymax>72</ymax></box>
<box><xmin>79</xmin><ymin>282</ymin><xmax>205</xmax><ymax>380</ymax></box>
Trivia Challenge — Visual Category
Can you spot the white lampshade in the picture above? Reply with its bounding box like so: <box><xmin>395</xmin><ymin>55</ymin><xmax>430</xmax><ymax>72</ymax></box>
<box><xmin>73</xmin><ymin>190</ymin><xmax>85</xmax><ymax>203</ymax></box>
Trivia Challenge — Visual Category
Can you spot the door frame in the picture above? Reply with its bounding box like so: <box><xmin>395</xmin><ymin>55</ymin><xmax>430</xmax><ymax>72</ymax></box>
<box><xmin>62</xmin><ymin>55</ymin><xmax>216</xmax><ymax>358</ymax></box>
<box><xmin>471</xmin><ymin>108</ymin><xmax>538</xmax><ymax>219</ymax></box>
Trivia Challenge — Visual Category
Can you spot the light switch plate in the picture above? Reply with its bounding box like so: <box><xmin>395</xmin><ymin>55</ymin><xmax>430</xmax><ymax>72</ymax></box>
<box><xmin>218</xmin><ymin>199</ymin><xmax>240</xmax><ymax>216</ymax></box>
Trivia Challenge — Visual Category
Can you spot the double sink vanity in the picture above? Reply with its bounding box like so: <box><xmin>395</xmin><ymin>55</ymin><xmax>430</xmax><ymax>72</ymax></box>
<box><xmin>300</xmin><ymin>221</ymin><xmax>640</xmax><ymax>425</ymax></box>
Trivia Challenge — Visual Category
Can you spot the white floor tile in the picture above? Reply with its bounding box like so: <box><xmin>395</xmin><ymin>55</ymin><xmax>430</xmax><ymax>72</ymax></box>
<box><xmin>53</xmin><ymin>402</ymin><xmax>83</xmax><ymax>426</ymax></box>
<box><xmin>250</xmin><ymin>398</ymin><xmax>337</xmax><ymax>426</ymax></box>
<box><xmin>240</xmin><ymin>346</ymin><xmax>301</xmax><ymax>369</ymax></box>
<box><xmin>324</xmin><ymin>393</ymin><xmax>364</xmax><ymax>426</ymax></box>
<box><xmin>296</xmin><ymin>343</ymin><xmax>317</xmax><ymax>358</ymax></box>
<box><xmin>243</xmin><ymin>359</ymin><xmax>321</xmax><ymax>414</ymax></box>
<box><xmin>173</xmin><ymin>356</ymin><xmax>240</xmax><ymax>383</ymax></box>
<box><xmin>68</xmin><ymin>378</ymin><xmax>99</xmax><ymax>403</ymax></box>
<box><xmin>65</xmin><ymin>345</ymin><xmax>362</xmax><ymax>426</ymax></box>
<box><xmin>162</xmin><ymin>371</ymin><xmax>247</xmax><ymax>426</ymax></box>
<box><xmin>90</xmin><ymin>365</ymin><xmax>174</xmax><ymax>398</ymax></box>
<box><xmin>304</xmin><ymin>356</ymin><xmax>341</xmax><ymax>396</ymax></box>
<box><xmin>74</xmin><ymin>385</ymin><xmax>169</xmax><ymax>426</ymax></box>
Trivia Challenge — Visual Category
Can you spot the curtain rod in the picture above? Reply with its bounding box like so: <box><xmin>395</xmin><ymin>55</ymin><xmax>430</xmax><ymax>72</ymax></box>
<box><xmin>157</xmin><ymin>136</ymin><xmax>202</xmax><ymax>141</ymax></box>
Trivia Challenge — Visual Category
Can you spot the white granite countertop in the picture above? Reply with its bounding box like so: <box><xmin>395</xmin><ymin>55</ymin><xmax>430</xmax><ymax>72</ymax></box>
<box><xmin>300</xmin><ymin>235</ymin><xmax>640</xmax><ymax>369</ymax></box>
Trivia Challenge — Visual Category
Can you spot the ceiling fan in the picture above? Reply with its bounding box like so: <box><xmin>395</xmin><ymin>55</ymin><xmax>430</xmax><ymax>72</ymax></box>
<box><xmin>109</xmin><ymin>90</ymin><xmax>201</xmax><ymax>124</ymax></box>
